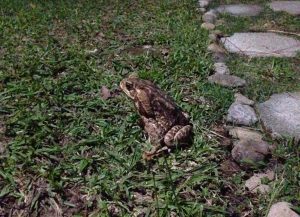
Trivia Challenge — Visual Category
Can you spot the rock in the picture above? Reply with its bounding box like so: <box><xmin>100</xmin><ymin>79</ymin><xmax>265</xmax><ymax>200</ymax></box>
<box><xmin>201</xmin><ymin>22</ymin><xmax>215</xmax><ymax>30</ymax></box>
<box><xmin>202</xmin><ymin>11</ymin><xmax>217</xmax><ymax>23</ymax></box>
<box><xmin>221</xmin><ymin>33</ymin><xmax>300</xmax><ymax>57</ymax></box>
<box><xmin>231</xmin><ymin>139</ymin><xmax>270</xmax><ymax>166</ymax></box>
<box><xmin>212</xmin><ymin>52</ymin><xmax>227</xmax><ymax>62</ymax></box>
<box><xmin>234</xmin><ymin>93</ymin><xmax>254</xmax><ymax>105</ymax></box>
<box><xmin>213</xmin><ymin>30</ymin><xmax>222</xmax><ymax>36</ymax></box>
<box><xmin>216</xmin><ymin>4</ymin><xmax>263</xmax><ymax>17</ymax></box>
<box><xmin>269</xmin><ymin>1</ymin><xmax>300</xmax><ymax>15</ymax></box>
<box><xmin>257</xmin><ymin>92</ymin><xmax>300</xmax><ymax>141</ymax></box>
<box><xmin>208</xmin><ymin>33</ymin><xmax>218</xmax><ymax>42</ymax></box>
<box><xmin>86</xmin><ymin>48</ymin><xmax>99</xmax><ymax>55</ymax></box>
<box><xmin>245</xmin><ymin>170</ymin><xmax>275</xmax><ymax>194</ymax></box>
<box><xmin>227</xmin><ymin>103</ymin><xmax>257</xmax><ymax>125</ymax></box>
<box><xmin>267</xmin><ymin>202</ymin><xmax>300</xmax><ymax>217</ymax></box>
<box><xmin>198</xmin><ymin>0</ymin><xmax>209</xmax><ymax>8</ymax></box>
<box><xmin>199</xmin><ymin>7</ymin><xmax>206</xmax><ymax>13</ymax></box>
<box><xmin>228</xmin><ymin>127</ymin><xmax>263</xmax><ymax>141</ymax></box>
<box><xmin>207</xmin><ymin>43</ymin><xmax>226</xmax><ymax>53</ymax></box>
<box><xmin>208</xmin><ymin>74</ymin><xmax>246</xmax><ymax>88</ymax></box>
<box><xmin>214</xmin><ymin>62</ymin><xmax>230</xmax><ymax>75</ymax></box>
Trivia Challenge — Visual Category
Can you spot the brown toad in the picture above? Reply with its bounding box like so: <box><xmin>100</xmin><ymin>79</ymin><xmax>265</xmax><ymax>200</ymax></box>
<box><xmin>120</xmin><ymin>75</ymin><xmax>193</xmax><ymax>160</ymax></box>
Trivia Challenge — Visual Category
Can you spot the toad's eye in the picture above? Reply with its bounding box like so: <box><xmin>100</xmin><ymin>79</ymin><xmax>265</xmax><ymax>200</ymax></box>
<box><xmin>126</xmin><ymin>82</ymin><xmax>133</xmax><ymax>90</ymax></box>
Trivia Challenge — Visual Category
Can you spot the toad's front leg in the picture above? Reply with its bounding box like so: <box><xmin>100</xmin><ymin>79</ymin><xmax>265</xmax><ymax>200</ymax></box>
<box><xmin>164</xmin><ymin>125</ymin><xmax>193</xmax><ymax>147</ymax></box>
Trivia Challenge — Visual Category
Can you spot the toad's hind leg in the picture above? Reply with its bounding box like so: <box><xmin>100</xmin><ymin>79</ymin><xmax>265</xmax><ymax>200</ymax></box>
<box><xmin>164</xmin><ymin>125</ymin><xmax>192</xmax><ymax>147</ymax></box>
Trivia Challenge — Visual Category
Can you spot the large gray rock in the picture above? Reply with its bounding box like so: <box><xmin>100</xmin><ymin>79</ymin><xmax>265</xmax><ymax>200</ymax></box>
<box><xmin>221</xmin><ymin>33</ymin><xmax>300</xmax><ymax>57</ymax></box>
<box><xmin>267</xmin><ymin>202</ymin><xmax>300</xmax><ymax>217</ymax></box>
<box><xmin>269</xmin><ymin>1</ymin><xmax>300</xmax><ymax>15</ymax></box>
<box><xmin>231</xmin><ymin>139</ymin><xmax>271</xmax><ymax>166</ymax></box>
<box><xmin>257</xmin><ymin>92</ymin><xmax>300</xmax><ymax>141</ymax></box>
<box><xmin>208</xmin><ymin>74</ymin><xmax>246</xmax><ymax>88</ymax></box>
<box><xmin>227</xmin><ymin>103</ymin><xmax>258</xmax><ymax>126</ymax></box>
<box><xmin>216</xmin><ymin>4</ymin><xmax>263</xmax><ymax>16</ymax></box>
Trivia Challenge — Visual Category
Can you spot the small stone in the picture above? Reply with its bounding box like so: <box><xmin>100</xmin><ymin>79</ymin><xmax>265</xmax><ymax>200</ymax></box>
<box><xmin>214</xmin><ymin>62</ymin><xmax>230</xmax><ymax>75</ymax></box>
<box><xmin>199</xmin><ymin>7</ymin><xmax>206</xmax><ymax>13</ymax></box>
<box><xmin>227</xmin><ymin>103</ymin><xmax>257</xmax><ymax>126</ymax></box>
<box><xmin>208</xmin><ymin>33</ymin><xmax>217</xmax><ymax>42</ymax></box>
<box><xmin>207</xmin><ymin>43</ymin><xmax>226</xmax><ymax>53</ymax></box>
<box><xmin>208</xmin><ymin>73</ymin><xmax>246</xmax><ymax>87</ymax></box>
<box><xmin>216</xmin><ymin>4</ymin><xmax>263</xmax><ymax>17</ymax></box>
<box><xmin>257</xmin><ymin>92</ymin><xmax>300</xmax><ymax>141</ymax></box>
<box><xmin>86</xmin><ymin>48</ymin><xmax>99</xmax><ymax>55</ymax></box>
<box><xmin>267</xmin><ymin>202</ymin><xmax>300</xmax><ymax>217</ymax></box>
<box><xmin>234</xmin><ymin>93</ymin><xmax>254</xmax><ymax>105</ymax></box>
<box><xmin>231</xmin><ymin>139</ymin><xmax>270</xmax><ymax>166</ymax></box>
<box><xmin>208</xmin><ymin>74</ymin><xmax>246</xmax><ymax>88</ymax></box>
<box><xmin>202</xmin><ymin>11</ymin><xmax>217</xmax><ymax>24</ymax></box>
<box><xmin>198</xmin><ymin>0</ymin><xmax>209</xmax><ymax>8</ymax></box>
<box><xmin>245</xmin><ymin>170</ymin><xmax>275</xmax><ymax>193</ymax></box>
<box><xmin>269</xmin><ymin>1</ymin><xmax>300</xmax><ymax>16</ymax></box>
<box><xmin>213</xmin><ymin>30</ymin><xmax>223</xmax><ymax>36</ymax></box>
<box><xmin>253</xmin><ymin>185</ymin><xmax>270</xmax><ymax>194</ymax></box>
<box><xmin>212</xmin><ymin>52</ymin><xmax>227</xmax><ymax>62</ymax></box>
<box><xmin>228</xmin><ymin>127</ymin><xmax>263</xmax><ymax>141</ymax></box>
<box><xmin>201</xmin><ymin>23</ymin><xmax>215</xmax><ymax>30</ymax></box>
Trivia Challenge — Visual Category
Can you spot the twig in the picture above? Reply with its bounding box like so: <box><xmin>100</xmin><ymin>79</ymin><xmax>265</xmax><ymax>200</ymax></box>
<box><xmin>267</xmin><ymin>29</ymin><xmax>300</xmax><ymax>37</ymax></box>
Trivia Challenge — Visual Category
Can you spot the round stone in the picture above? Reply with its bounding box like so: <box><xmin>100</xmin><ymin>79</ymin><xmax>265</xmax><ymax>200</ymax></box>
<box><xmin>214</xmin><ymin>62</ymin><xmax>230</xmax><ymax>75</ymax></box>
<box><xmin>208</xmin><ymin>74</ymin><xmax>246</xmax><ymax>88</ymax></box>
<box><xmin>231</xmin><ymin>139</ymin><xmax>270</xmax><ymax>166</ymax></box>
<box><xmin>227</xmin><ymin>103</ymin><xmax>257</xmax><ymax>126</ymax></box>
<box><xmin>202</xmin><ymin>11</ymin><xmax>217</xmax><ymax>23</ymax></box>
<box><xmin>207</xmin><ymin>43</ymin><xmax>226</xmax><ymax>53</ymax></box>
<box><xmin>201</xmin><ymin>22</ymin><xmax>215</xmax><ymax>30</ymax></box>
<box><xmin>257</xmin><ymin>92</ymin><xmax>300</xmax><ymax>141</ymax></box>
<box><xmin>198</xmin><ymin>0</ymin><xmax>209</xmax><ymax>8</ymax></box>
<box><xmin>208</xmin><ymin>33</ymin><xmax>218</xmax><ymax>42</ymax></box>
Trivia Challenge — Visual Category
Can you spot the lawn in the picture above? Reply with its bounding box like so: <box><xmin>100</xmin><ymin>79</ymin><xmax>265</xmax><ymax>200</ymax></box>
<box><xmin>0</xmin><ymin>0</ymin><xmax>299</xmax><ymax>216</ymax></box>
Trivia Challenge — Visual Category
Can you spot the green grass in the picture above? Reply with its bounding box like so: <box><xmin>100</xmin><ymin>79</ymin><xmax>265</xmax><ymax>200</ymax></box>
<box><xmin>0</xmin><ymin>0</ymin><xmax>299</xmax><ymax>216</ymax></box>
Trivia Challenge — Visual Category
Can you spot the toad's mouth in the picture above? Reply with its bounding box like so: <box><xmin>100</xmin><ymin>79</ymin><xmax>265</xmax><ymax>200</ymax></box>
<box><xmin>120</xmin><ymin>80</ymin><xmax>135</xmax><ymax>99</ymax></box>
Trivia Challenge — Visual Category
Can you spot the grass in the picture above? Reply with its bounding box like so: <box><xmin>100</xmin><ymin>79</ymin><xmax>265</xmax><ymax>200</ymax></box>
<box><xmin>0</xmin><ymin>0</ymin><xmax>299</xmax><ymax>216</ymax></box>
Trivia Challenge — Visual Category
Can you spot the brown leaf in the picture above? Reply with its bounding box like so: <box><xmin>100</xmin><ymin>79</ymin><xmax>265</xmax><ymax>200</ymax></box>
<box><xmin>100</xmin><ymin>86</ymin><xmax>111</xmax><ymax>100</ymax></box>
<box><xmin>220</xmin><ymin>160</ymin><xmax>241</xmax><ymax>176</ymax></box>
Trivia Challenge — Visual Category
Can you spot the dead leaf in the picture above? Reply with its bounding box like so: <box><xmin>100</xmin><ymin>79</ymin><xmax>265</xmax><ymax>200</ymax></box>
<box><xmin>220</xmin><ymin>160</ymin><xmax>241</xmax><ymax>176</ymax></box>
<box><xmin>100</xmin><ymin>86</ymin><xmax>111</xmax><ymax>100</ymax></box>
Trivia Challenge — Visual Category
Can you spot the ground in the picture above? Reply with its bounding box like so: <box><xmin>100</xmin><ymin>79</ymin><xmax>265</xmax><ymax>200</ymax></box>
<box><xmin>0</xmin><ymin>0</ymin><xmax>299</xmax><ymax>216</ymax></box>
